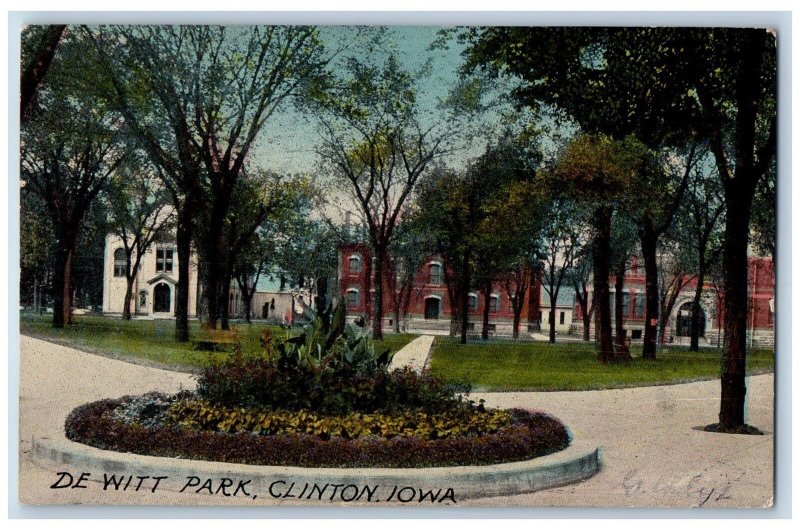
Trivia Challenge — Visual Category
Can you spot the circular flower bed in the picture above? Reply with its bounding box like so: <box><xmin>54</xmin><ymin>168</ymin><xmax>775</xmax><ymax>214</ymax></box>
<box><xmin>64</xmin><ymin>304</ymin><xmax>570</xmax><ymax>468</ymax></box>
<box><xmin>65</xmin><ymin>393</ymin><xmax>570</xmax><ymax>468</ymax></box>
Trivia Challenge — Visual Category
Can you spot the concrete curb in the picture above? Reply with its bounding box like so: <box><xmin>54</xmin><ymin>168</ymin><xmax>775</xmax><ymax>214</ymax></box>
<box><xmin>32</xmin><ymin>436</ymin><xmax>600</xmax><ymax>502</ymax></box>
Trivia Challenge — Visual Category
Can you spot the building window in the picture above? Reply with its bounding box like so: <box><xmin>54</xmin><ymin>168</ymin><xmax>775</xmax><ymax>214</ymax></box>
<box><xmin>138</xmin><ymin>290</ymin><xmax>147</xmax><ymax>309</ymax></box>
<box><xmin>468</xmin><ymin>293</ymin><xmax>478</xmax><ymax>312</ymax></box>
<box><xmin>621</xmin><ymin>292</ymin><xmax>630</xmax><ymax>316</ymax></box>
<box><xmin>429</xmin><ymin>262</ymin><xmax>443</xmax><ymax>285</ymax></box>
<box><xmin>348</xmin><ymin>254</ymin><xmax>362</xmax><ymax>273</ymax></box>
<box><xmin>156</xmin><ymin>247</ymin><xmax>174</xmax><ymax>274</ymax></box>
<box><xmin>346</xmin><ymin>288</ymin><xmax>360</xmax><ymax>309</ymax></box>
<box><xmin>560</xmin><ymin>311</ymin><xmax>565</xmax><ymax>325</ymax></box>
<box><xmin>490</xmin><ymin>294</ymin><xmax>499</xmax><ymax>313</ymax></box>
<box><xmin>113</xmin><ymin>248</ymin><xmax>126</xmax><ymax>277</ymax></box>
<box><xmin>634</xmin><ymin>293</ymin><xmax>645</xmax><ymax>317</ymax></box>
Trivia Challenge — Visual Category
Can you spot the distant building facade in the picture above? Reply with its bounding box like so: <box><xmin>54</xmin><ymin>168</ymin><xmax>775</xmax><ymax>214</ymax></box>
<box><xmin>573</xmin><ymin>254</ymin><xmax>775</xmax><ymax>348</ymax></box>
<box><xmin>337</xmin><ymin>243</ymin><xmax>544</xmax><ymax>336</ymax></box>
<box><xmin>338</xmin><ymin>243</ymin><xmax>774</xmax><ymax>346</ymax></box>
<box><xmin>102</xmin><ymin>233</ymin><xmax>308</xmax><ymax>322</ymax></box>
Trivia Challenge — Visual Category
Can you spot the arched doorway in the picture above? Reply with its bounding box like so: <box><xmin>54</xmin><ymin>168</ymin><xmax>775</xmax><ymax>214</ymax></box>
<box><xmin>153</xmin><ymin>283</ymin><xmax>171</xmax><ymax>313</ymax></box>
<box><xmin>424</xmin><ymin>297</ymin><xmax>440</xmax><ymax>320</ymax></box>
<box><xmin>676</xmin><ymin>302</ymin><xmax>705</xmax><ymax>337</ymax></box>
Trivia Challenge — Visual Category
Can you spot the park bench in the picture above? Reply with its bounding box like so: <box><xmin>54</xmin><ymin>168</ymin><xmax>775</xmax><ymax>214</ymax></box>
<box><xmin>194</xmin><ymin>325</ymin><xmax>242</xmax><ymax>351</ymax></box>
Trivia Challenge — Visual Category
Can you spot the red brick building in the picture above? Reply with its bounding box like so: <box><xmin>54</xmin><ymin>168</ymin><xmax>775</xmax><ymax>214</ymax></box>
<box><xmin>573</xmin><ymin>255</ymin><xmax>775</xmax><ymax>347</ymax></box>
<box><xmin>337</xmin><ymin>243</ymin><xmax>542</xmax><ymax>336</ymax></box>
<box><xmin>337</xmin><ymin>243</ymin><xmax>774</xmax><ymax>346</ymax></box>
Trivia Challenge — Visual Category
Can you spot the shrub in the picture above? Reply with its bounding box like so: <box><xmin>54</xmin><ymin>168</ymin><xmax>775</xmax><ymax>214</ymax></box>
<box><xmin>197</xmin><ymin>361</ymin><xmax>469</xmax><ymax>415</ymax></box>
<box><xmin>65</xmin><ymin>398</ymin><xmax>570</xmax><ymax>468</ymax></box>
<box><xmin>166</xmin><ymin>399</ymin><xmax>512</xmax><ymax>440</ymax></box>
<box><xmin>196</xmin><ymin>302</ymin><xmax>471</xmax><ymax>415</ymax></box>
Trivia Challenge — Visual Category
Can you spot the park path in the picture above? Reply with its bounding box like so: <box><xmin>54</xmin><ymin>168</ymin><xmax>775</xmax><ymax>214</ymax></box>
<box><xmin>388</xmin><ymin>334</ymin><xmax>434</xmax><ymax>372</ymax></box>
<box><xmin>17</xmin><ymin>335</ymin><xmax>773</xmax><ymax>508</ymax></box>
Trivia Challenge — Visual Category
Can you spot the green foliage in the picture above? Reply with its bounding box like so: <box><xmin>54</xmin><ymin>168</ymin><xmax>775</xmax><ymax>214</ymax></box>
<box><xmin>750</xmin><ymin>164</ymin><xmax>776</xmax><ymax>260</ymax></box>
<box><xmin>195</xmin><ymin>302</ymin><xmax>471</xmax><ymax>415</ymax></box>
<box><xmin>550</xmin><ymin>133</ymin><xmax>650</xmax><ymax>208</ymax></box>
<box><xmin>167</xmin><ymin>400</ymin><xmax>511</xmax><ymax>441</ymax></box>
<box><xmin>269</xmin><ymin>302</ymin><xmax>393</xmax><ymax>373</ymax></box>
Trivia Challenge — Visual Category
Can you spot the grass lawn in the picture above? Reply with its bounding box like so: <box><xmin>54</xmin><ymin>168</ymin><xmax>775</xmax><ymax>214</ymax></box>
<box><xmin>20</xmin><ymin>313</ymin><xmax>416</xmax><ymax>372</ymax></box>
<box><xmin>429</xmin><ymin>337</ymin><xmax>775</xmax><ymax>391</ymax></box>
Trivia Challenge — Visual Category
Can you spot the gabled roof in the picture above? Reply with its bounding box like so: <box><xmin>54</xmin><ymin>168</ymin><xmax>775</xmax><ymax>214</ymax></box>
<box><xmin>540</xmin><ymin>288</ymin><xmax>576</xmax><ymax>308</ymax></box>
<box><xmin>146</xmin><ymin>274</ymin><xmax>177</xmax><ymax>286</ymax></box>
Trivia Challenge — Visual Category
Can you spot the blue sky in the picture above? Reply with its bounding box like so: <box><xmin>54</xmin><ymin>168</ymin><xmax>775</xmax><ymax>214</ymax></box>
<box><xmin>251</xmin><ymin>26</ymin><xmax>469</xmax><ymax>176</ymax></box>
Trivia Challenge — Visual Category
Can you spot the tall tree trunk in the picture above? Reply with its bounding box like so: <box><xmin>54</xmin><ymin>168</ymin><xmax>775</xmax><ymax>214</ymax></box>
<box><xmin>614</xmin><ymin>268</ymin><xmax>625</xmax><ymax>346</ymax></box>
<box><xmin>481</xmin><ymin>280</ymin><xmax>491</xmax><ymax>340</ymax></box>
<box><xmin>548</xmin><ymin>293</ymin><xmax>557</xmax><ymax>343</ymax></box>
<box><xmin>122</xmin><ymin>276</ymin><xmax>134</xmax><ymax>320</ymax></box>
<box><xmin>363</xmin><ymin>252</ymin><xmax>373</xmax><ymax>329</ymax></box>
<box><xmin>51</xmin><ymin>224</ymin><xmax>78</xmax><ymax>328</ymax></box>
<box><xmin>641</xmin><ymin>230</ymin><xmax>660</xmax><ymax>359</ymax></box>
<box><xmin>393</xmin><ymin>304</ymin><xmax>401</xmax><ymax>333</ymax></box>
<box><xmin>690</xmin><ymin>257</ymin><xmax>707</xmax><ymax>351</ymax></box>
<box><xmin>459</xmin><ymin>249</ymin><xmax>472</xmax><ymax>344</ymax></box>
<box><xmin>372</xmin><ymin>246</ymin><xmax>385</xmax><ymax>340</ymax></box>
<box><xmin>237</xmin><ymin>276</ymin><xmax>253</xmax><ymax>325</ymax></box>
<box><xmin>576</xmin><ymin>285</ymin><xmax>591</xmax><ymax>341</ymax></box>
<box><xmin>52</xmin><ymin>246</ymin><xmax>75</xmax><ymax>328</ymax></box>
<box><xmin>593</xmin><ymin>206</ymin><xmax>614</xmax><ymax>362</ymax></box>
<box><xmin>220</xmin><ymin>268</ymin><xmax>232</xmax><ymax>330</ymax></box>
<box><xmin>33</xmin><ymin>277</ymin><xmax>40</xmax><ymax>313</ymax></box>
<box><xmin>512</xmin><ymin>283</ymin><xmax>526</xmax><ymax>340</ymax></box>
<box><xmin>719</xmin><ymin>196</ymin><xmax>753</xmax><ymax>428</ymax></box>
<box><xmin>582</xmin><ymin>310</ymin><xmax>591</xmax><ymax>341</ymax></box>
<box><xmin>400</xmin><ymin>282</ymin><xmax>413</xmax><ymax>332</ymax></box>
<box><xmin>174</xmin><ymin>206</ymin><xmax>193</xmax><ymax>342</ymax></box>
<box><xmin>315</xmin><ymin>276</ymin><xmax>329</xmax><ymax>314</ymax></box>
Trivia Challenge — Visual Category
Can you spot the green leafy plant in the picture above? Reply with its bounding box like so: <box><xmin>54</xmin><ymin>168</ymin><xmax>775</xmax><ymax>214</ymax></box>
<box><xmin>166</xmin><ymin>399</ymin><xmax>513</xmax><ymax>440</ymax></box>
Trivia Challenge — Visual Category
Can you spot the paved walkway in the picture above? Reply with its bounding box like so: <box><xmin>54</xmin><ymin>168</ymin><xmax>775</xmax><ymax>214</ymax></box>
<box><xmin>17</xmin><ymin>335</ymin><xmax>773</xmax><ymax>508</ymax></box>
<box><xmin>388</xmin><ymin>334</ymin><xmax>434</xmax><ymax>372</ymax></box>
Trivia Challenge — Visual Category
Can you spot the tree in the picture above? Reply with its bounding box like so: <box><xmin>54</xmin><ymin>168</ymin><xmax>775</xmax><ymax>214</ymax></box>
<box><xmin>21</xmin><ymin>31</ymin><xmax>127</xmax><ymax>327</ymax></box>
<box><xmin>386</xmin><ymin>216</ymin><xmax>433</xmax><ymax>333</ymax></box>
<box><xmin>89</xmin><ymin>25</ymin><xmax>331</xmax><ymax>338</ymax></box>
<box><xmin>655</xmin><ymin>245</ymin><xmax>695</xmax><ymax>346</ymax></box>
<box><xmin>689</xmin><ymin>29</ymin><xmax>776</xmax><ymax>429</ymax></box>
<box><xmin>268</xmin><ymin>196</ymin><xmax>340</xmax><ymax>323</ymax></box>
<box><xmin>469</xmin><ymin>138</ymin><xmax>541</xmax><ymax>340</ymax></box>
<box><xmin>674</xmin><ymin>153</ymin><xmax>726</xmax><ymax>351</ymax></box>
<box><xmin>104</xmin><ymin>157</ymin><xmax>174</xmax><ymax>319</ymax></box>
<box><xmin>538</xmin><ymin>197</ymin><xmax>583</xmax><ymax>343</ymax></box>
<box><xmin>413</xmin><ymin>166</ymin><xmax>478</xmax><ymax>344</ymax></box>
<box><xmin>568</xmin><ymin>247</ymin><xmax>595</xmax><ymax>342</ymax></box>
<box><xmin>20</xmin><ymin>24</ymin><xmax>67</xmax><ymax>122</ymax></box>
<box><xmin>495</xmin><ymin>180</ymin><xmax>546</xmax><ymax>339</ymax></box>
<box><xmin>751</xmin><ymin>164</ymin><xmax>776</xmax><ymax>265</ymax></box>
<box><xmin>314</xmin><ymin>53</ymin><xmax>459</xmax><ymax>339</ymax></box>
<box><xmin>20</xmin><ymin>192</ymin><xmax>55</xmax><ymax>313</ymax></box>
<box><xmin>609</xmin><ymin>212</ymin><xmax>638</xmax><ymax>354</ymax></box>
<box><xmin>460</xmin><ymin>27</ymin><xmax>698</xmax><ymax>359</ymax></box>
<box><xmin>551</xmin><ymin>134</ymin><xmax>644</xmax><ymax>362</ymax></box>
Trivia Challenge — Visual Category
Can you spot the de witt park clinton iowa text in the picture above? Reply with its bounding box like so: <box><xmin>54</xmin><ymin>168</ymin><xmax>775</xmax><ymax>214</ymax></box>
<box><xmin>17</xmin><ymin>24</ymin><xmax>777</xmax><ymax>508</ymax></box>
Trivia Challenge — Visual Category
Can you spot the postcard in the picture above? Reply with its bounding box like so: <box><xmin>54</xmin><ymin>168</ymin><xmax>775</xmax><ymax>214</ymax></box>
<box><xmin>17</xmin><ymin>21</ymin><xmax>777</xmax><ymax>509</ymax></box>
